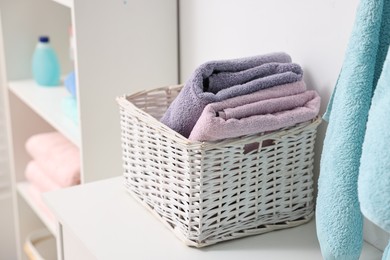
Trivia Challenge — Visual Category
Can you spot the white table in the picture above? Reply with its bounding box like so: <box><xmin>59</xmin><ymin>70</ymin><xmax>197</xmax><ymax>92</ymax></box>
<box><xmin>44</xmin><ymin>177</ymin><xmax>383</xmax><ymax>260</ymax></box>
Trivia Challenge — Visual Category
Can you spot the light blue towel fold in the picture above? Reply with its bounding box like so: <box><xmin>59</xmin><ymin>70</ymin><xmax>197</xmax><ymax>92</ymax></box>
<box><xmin>383</xmin><ymin>243</ymin><xmax>390</xmax><ymax>260</ymax></box>
<box><xmin>316</xmin><ymin>0</ymin><xmax>390</xmax><ymax>259</ymax></box>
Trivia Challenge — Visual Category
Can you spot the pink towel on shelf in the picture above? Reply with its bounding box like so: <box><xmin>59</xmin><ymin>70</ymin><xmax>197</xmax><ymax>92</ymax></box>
<box><xmin>188</xmin><ymin>83</ymin><xmax>320</xmax><ymax>142</ymax></box>
<box><xmin>28</xmin><ymin>184</ymin><xmax>55</xmax><ymax>222</ymax></box>
<box><xmin>25</xmin><ymin>132</ymin><xmax>80</xmax><ymax>187</ymax></box>
<box><xmin>25</xmin><ymin>161</ymin><xmax>61</xmax><ymax>192</ymax></box>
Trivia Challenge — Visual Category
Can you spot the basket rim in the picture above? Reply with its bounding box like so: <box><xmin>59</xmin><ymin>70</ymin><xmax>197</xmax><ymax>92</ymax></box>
<box><xmin>116</xmin><ymin>85</ymin><xmax>191</xmax><ymax>145</ymax></box>
<box><xmin>116</xmin><ymin>85</ymin><xmax>322</xmax><ymax>148</ymax></box>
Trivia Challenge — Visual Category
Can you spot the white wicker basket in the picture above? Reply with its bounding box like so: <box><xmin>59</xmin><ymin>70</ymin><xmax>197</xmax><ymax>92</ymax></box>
<box><xmin>117</xmin><ymin>85</ymin><xmax>321</xmax><ymax>247</ymax></box>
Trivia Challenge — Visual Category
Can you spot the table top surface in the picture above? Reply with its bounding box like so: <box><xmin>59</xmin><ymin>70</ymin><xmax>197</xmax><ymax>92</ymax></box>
<box><xmin>44</xmin><ymin>177</ymin><xmax>383</xmax><ymax>260</ymax></box>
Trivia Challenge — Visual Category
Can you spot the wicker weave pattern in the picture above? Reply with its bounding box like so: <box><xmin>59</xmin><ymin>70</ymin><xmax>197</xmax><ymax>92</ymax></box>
<box><xmin>117</xmin><ymin>85</ymin><xmax>321</xmax><ymax>247</ymax></box>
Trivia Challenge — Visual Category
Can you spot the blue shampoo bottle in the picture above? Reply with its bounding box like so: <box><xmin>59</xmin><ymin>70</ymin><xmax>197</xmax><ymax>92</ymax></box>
<box><xmin>32</xmin><ymin>36</ymin><xmax>61</xmax><ymax>86</ymax></box>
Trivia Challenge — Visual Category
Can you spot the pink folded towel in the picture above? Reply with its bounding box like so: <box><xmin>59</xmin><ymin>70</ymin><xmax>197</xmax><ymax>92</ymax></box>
<box><xmin>25</xmin><ymin>161</ymin><xmax>61</xmax><ymax>192</ymax></box>
<box><xmin>188</xmin><ymin>85</ymin><xmax>320</xmax><ymax>142</ymax></box>
<box><xmin>212</xmin><ymin>80</ymin><xmax>307</xmax><ymax>118</ymax></box>
<box><xmin>25</xmin><ymin>132</ymin><xmax>80</xmax><ymax>187</ymax></box>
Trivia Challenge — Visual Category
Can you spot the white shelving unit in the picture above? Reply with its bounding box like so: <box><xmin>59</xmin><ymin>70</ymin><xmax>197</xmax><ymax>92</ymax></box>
<box><xmin>52</xmin><ymin>0</ymin><xmax>73</xmax><ymax>9</ymax></box>
<box><xmin>0</xmin><ymin>0</ymin><xmax>178</xmax><ymax>259</ymax></box>
<box><xmin>0</xmin><ymin>52</ymin><xmax>16</xmax><ymax>259</ymax></box>
<box><xmin>17</xmin><ymin>182</ymin><xmax>56</xmax><ymax>235</ymax></box>
<box><xmin>8</xmin><ymin>80</ymin><xmax>80</xmax><ymax>146</ymax></box>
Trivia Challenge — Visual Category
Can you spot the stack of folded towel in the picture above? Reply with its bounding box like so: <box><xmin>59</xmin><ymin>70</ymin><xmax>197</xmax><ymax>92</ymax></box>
<box><xmin>24</xmin><ymin>132</ymin><xmax>80</xmax><ymax>217</ymax></box>
<box><xmin>161</xmin><ymin>52</ymin><xmax>321</xmax><ymax>142</ymax></box>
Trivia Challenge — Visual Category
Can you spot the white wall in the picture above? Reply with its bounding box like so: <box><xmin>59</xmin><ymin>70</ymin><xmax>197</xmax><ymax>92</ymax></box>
<box><xmin>179</xmin><ymin>0</ymin><xmax>390</xmax><ymax>251</ymax></box>
<box><xmin>179</xmin><ymin>0</ymin><xmax>359</xmax><ymax>186</ymax></box>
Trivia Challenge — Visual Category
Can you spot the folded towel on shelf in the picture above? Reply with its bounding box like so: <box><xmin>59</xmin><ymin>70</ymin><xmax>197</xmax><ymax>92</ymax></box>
<box><xmin>28</xmin><ymin>184</ymin><xmax>55</xmax><ymax>222</ymax></box>
<box><xmin>189</xmin><ymin>88</ymin><xmax>320</xmax><ymax>142</ymax></box>
<box><xmin>26</xmin><ymin>132</ymin><xmax>67</xmax><ymax>159</ymax></box>
<box><xmin>160</xmin><ymin>52</ymin><xmax>303</xmax><ymax>138</ymax></box>
<box><xmin>25</xmin><ymin>132</ymin><xmax>80</xmax><ymax>187</ymax></box>
<box><xmin>315</xmin><ymin>0</ymin><xmax>390</xmax><ymax>258</ymax></box>
<box><xmin>25</xmin><ymin>160</ymin><xmax>61</xmax><ymax>192</ymax></box>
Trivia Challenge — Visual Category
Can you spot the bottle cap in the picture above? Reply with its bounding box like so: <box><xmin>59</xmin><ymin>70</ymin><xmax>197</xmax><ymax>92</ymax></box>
<box><xmin>39</xmin><ymin>36</ymin><xmax>50</xmax><ymax>43</ymax></box>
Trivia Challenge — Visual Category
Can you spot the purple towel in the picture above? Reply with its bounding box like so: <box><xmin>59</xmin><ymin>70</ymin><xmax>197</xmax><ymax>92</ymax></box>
<box><xmin>207</xmin><ymin>61</ymin><xmax>293</xmax><ymax>93</ymax></box>
<box><xmin>188</xmin><ymin>87</ymin><xmax>320</xmax><ymax>142</ymax></box>
<box><xmin>160</xmin><ymin>52</ymin><xmax>303</xmax><ymax>138</ymax></box>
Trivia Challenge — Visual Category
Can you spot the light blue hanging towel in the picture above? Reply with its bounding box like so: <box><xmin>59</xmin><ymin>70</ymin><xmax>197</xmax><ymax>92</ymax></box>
<box><xmin>359</xmin><ymin>46</ymin><xmax>390</xmax><ymax>260</ymax></box>
<box><xmin>316</xmin><ymin>0</ymin><xmax>390</xmax><ymax>259</ymax></box>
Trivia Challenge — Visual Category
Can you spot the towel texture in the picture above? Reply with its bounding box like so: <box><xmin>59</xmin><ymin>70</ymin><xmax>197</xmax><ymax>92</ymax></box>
<box><xmin>359</xmin><ymin>48</ymin><xmax>390</xmax><ymax>241</ymax></box>
<box><xmin>25</xmin><ymin>161</ymin><xmax>61</xmax><ymax>192</ymax></box>
<box><xmin>160</xmin><ymin>53</ymin><xmax>303</xmax><ymax>138</ymax></box>
<box><xmin>218</xmin><ymin>91</ymin><xmax>317</xmax><ymax>120</ymax></box>
<box><xmin>188</xmin><ymin>83</ymin><xmax>320</xmax><ymax>142</ymax></box>
<box><xmin>316</xmin><ymin>0</ymin><xmax>390</xmax><ymax>259</ymax></box>
<box><xmin>383</xmin><ymin>243</ymin><xmax>390</xmax><ymax>260</ymax></box>
<box><xmin>207</xmin><ymin>62</ymin><xmax>293</xmax><ymax>93</ymax></box>
<box><xmin>216</xmin><ymin>80</ymin><xmax>307</xmax><ymax>119</ymax></box>
<box><xmin>25</xmin><ymin>132</ymin><xmax>80</xmax><ymax>187</ymax></box>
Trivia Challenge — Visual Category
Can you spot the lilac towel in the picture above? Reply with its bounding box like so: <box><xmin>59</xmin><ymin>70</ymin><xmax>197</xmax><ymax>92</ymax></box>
<box><xmin>188</xmin><ymin>86</ymin><xmax>320</xmax><ymax>142</ymax></box>
<box><xmin>160</xmin><ymin>52</ymin><xmax>303</xmax><ymax>138</ymax></box>
<box><xmin>214</xmin><ymin>80</ymin><xmax>307</xmax><ymax>119</ymax></box>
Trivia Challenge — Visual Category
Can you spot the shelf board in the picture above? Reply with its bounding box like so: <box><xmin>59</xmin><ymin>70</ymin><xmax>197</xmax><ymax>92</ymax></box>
<box><xmin>51</xmin><ymin>0</ymin><xmax>73</xmax><ymax>9</ymax></box>
<box><xmin>45</xmin><ymin>177</ymin><xmax>383</xmax><ymax>260</ymax></box>
<box><xmin>8</xmin><ymin>79</ymin><xmax>80</xmax><ymax>147</ymax></box>
<box><xmin>17</xmin><ymin>182</ymin><xmax>57</xmax><ymax>236</ymax></box>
